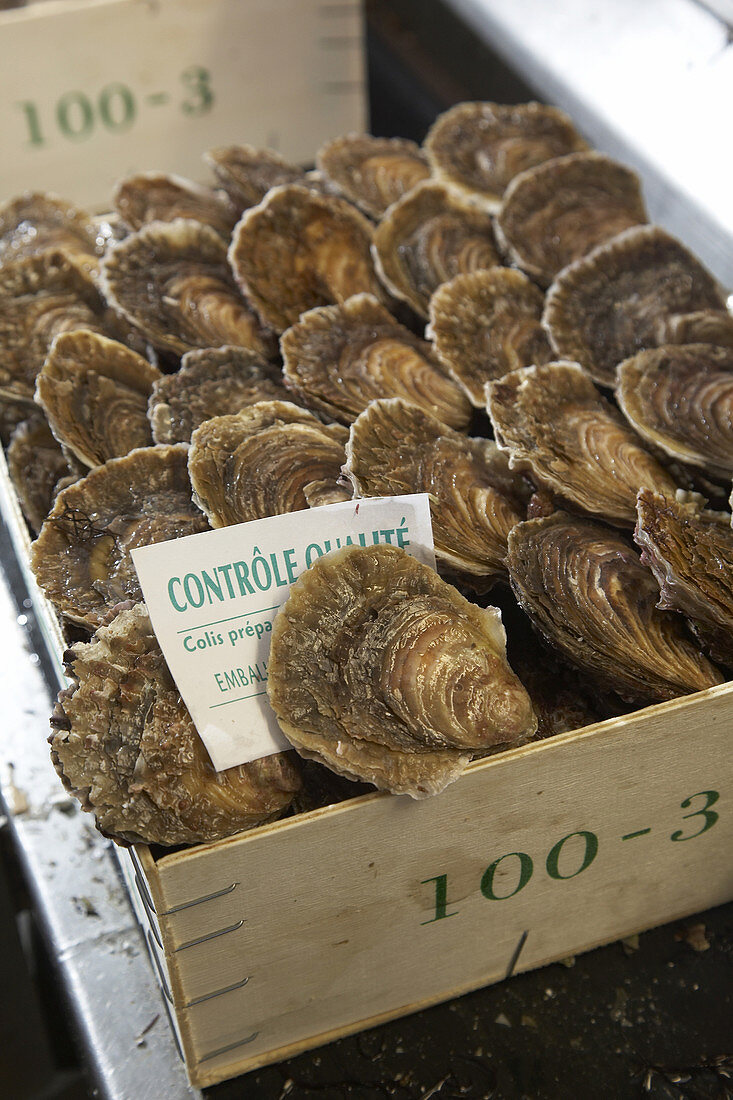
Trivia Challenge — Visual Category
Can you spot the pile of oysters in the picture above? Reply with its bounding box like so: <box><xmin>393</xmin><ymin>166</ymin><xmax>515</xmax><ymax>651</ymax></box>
<box><xmin>2</xmin><ymin>100</ymin><xmax>732</xmax><ymax>846</ymax></box>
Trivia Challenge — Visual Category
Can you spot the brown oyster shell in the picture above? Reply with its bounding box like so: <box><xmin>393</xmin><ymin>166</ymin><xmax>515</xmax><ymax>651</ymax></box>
<box><xmin>372</xmin><ymin>180</ymin><xmax>502</xmax><ymax>318</ymax></box>
<box><xmin>189</xmin><ymin>401</ymin><xmax>350</xmax><ymax>527</ymax></box>
<box><xmin>487</xmin><ymin>361</ymin><xmax>678</xmax><ymax>526</ymax></box>
<box><xmin>635</xmin><ymin>489</ymin><xmax>733</xmax><ymax>667</ymax></box>
<box><xmin>616</xmin><ymin>344</ymin><xmax>733</xmax><ymax>480</ymax></box>
<box><xmin>204</xmin><ymin>145</ymin><xmax>307</xmax><ymax>213</ymax></box>
<box><xmin>148</xmin><ymin>345</ymin><xmax>292</xmax><ymax>444</ymax></box>
<box><xmin>113</xmin><ymin>172</ymin><xmax>238</xmax><ymax>237</ymax></box>
<box><xmin>496</xmin><ymin>152</ymin><xmax>647</xmax><ymax>285</ymax></box>
<box><xmin>101</xmin><ymin>218</ymin><xmax>273</xmax><ymax>358</ymax></box>
<box><xmin>228</xmin><ymin>184</ymin><xmax>384</xmax><ymax>332</ymax></box>
<box><xmin>35</xmin><ymin>330</ymin><xmax>161</xmax><ymax>468</ymax></box>
<box><xmin>0</xmin><ymin>192</ymin><xmax>103</xmax><ymax>273</ymax></box>
<box><xmin>30</xmin><ymin>445</ymin><xmax>209</xmax><ymax>630</ymax></box>
<box><xmin>7</xmin><ymin>414</ymin><xmax>70</xmax><ymax>533</ymax></box>
<box><xmin>316</xmin><ymin>134</ymin><xmax>430</xmax><ymax>219</ymax></box>
<box><xmin>344</xmin><ymin>397</ymin><xmax>524</xmax><ymax>582</ymax></box>
<box><xmin>280</xmin><ymin>293</ymin><xmax>471</xmax><ymax>429</ymax></box>
<box><xmin>507</xmin><ymin>511</ymin><xmax>723</xmax><ymax>703</ymax></box>
<box><xmin>656</xmin><ymin>310</ymin><xmax>733</xmax><ymax>349</ymax></box>
<box><xmin>268</xmin><ymin>544</ymin><xmax>537</xmax><ymax>798</ymax></box>
<box><xmin>51</xmin><ymin>602</ymin><xmax>300</xmax><ymax>845</ymax></box>
<box><xmin>424</xmin><ymin>101</ymin><xmax>588</xmax><ymax>207</ymax></box>
<box><xmin>427</xmin><ymin>268</ymin><xmax>552</xmax><ymax>405</ymax></box>
<box><xmin>543</xmin><ymin>225</ymin><xmax>726</xmax><ymax>387</ymax></box>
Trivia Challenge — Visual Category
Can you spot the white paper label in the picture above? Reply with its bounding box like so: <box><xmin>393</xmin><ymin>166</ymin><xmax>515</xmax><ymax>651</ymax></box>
<box><xmin>131</xmin><ymin>495</ymin><xmax>435</xmax><ymax>772</ymax></box>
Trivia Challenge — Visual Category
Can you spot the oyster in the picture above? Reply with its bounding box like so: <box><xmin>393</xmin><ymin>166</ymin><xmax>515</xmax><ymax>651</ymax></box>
<box><xmin>228</xmin><ymin>184</ymin><xmax>384</xmax><ymax>332</ymax></box>
<box><xmin>113</xmin><ymin>172</ymin><xmax>238</xmax><ymax>237</ymax></box>
<box><xmin>280</xmin><ymin>293</ymin><xmax>471</xmax><ymax>429</ymax></box>
<box><xmin>148</xmin><ymin>345</ymin><xmax>292</xmax><ymax>444</ymax></box>
<box><xmin>372</xmin><ymin>180</ymin><xmax>502</xmax><ymax>318</ymax></box>
<box><xmin>427</xmin><ymin>268</ymin><xmax>551</xmax><ymax>406</ymax></box>
<box><xmin>101</xmin><ymin>218</ymin><xmax>273</xmax><ymax>358</ymax></box>
<box><xmin>7</xmin><ymin>414</ymin><xmax>70</xmax><ymax>533</ymax></box>
<box><xmin>635</xmin><ymin>489</ymin><xmax>733</xmax><ymax>667</ymax></box>
<box><xmin>507</xmin><ymin>511</ymin><xmax>723</xmax><ymax>702</ymax></box>
<box><xmin>317</xmin><ymin>134</ymin><xmax>431</xmax><ymax>218</ymax></box>
<box><xmin>656</xmin><ymin>310</ymin><xmax>733</xmax><ymax>349</ymax></box>
<box><xmin>268</xmin><ymin>544</ymin><xmax>537</xmax><ymax>798</ymax></box>
<box><xmin>51</xmin><ymin>602</ymin><xmax>301</xmax><ymax>845</ymax></box>
<box><xmin>204</xmin><ymin>145</ymin><xmax>307</xmax><ymax>213</ymax></box>
<box><xmin>543</xmin><ymin>226</ymin><xmax>726</xmax><ymax>387</ymax></box>
<box><xmin>424</xmin><ymin>101</ymin><xmax>587</xmax><ymax>208</ymax></box>
<box><xmin>36</xmin><ymin>331</ymin><xmax>161</xmax><ymax>468</ymax></box>
<box><xmin>188</xmin><ymin>401</ymin><xmax>350</xmax><ymax>527</ymax></box>
<box><xmin>616</xmin><ymin>344</ymin><xmax>733</xmax><ymax>480</ymax></box>
<box><xmin>30</xmin><ymin>445</ymin><xmax>209</xmax><ymax>630</ymax></box>
<box><xmin>345</xmin><ymin>398</ymin><xmax>525</xmax><ymax>582</ymax></box>
<box><xmin>496</xmin><ymin>152</ymin><xmax>647</xmax><ymax>285</ymax></box>
<box><xmin>486</xmin><ymin>361</ymin><xmax>678</xmax><ymax>526</ymax></box>
<box><xmin>0</xmin><ymin>192</ymin><xmax>103</xmax><ymax>273</ymax></box>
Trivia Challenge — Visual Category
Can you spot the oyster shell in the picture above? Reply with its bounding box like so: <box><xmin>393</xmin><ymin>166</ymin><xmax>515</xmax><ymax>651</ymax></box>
<box><xmin>496</xmin><ymin>152</ymin><xmax>647</xmax><ymax>285</ymax></box>
<box><xmin>316</xmin><ymin>134</ymin><xmax>431</xmax><ymax>218</ymax></box>
<box><xmin>101</xmin><ymin>218</ymin><xmax>273</xmax><ymax>358</ymax></box>
<box><xmin>543</xmin><ymin>225</ymin><xmax>726</xmax><ymax>387</ymax></box>
<box><xmin>0</xmin><ymin>192</ymin><xmax>103</xmax><ymax>273</ymax></box>
<box><xmin>372</xmin><ymin>180</ymin><xmax>502</xmax><ymax>318</ymax></box>
<box><xmin>656</xmin><ymin>310</ymin><xmax>733</xmax><ymax>349</ymax></box>
<box><xmin>424</xmin><ymin>101</ymin><xmax>588</xmax><ymax>208</ymax></box>
<box><xmin>267</xmin><ymin>544</ymin><xmax>537</xmax><ymax>798</ymax></box>
<box><xmin>113</xmin><ymin>172</ymin><xmax>238</xmax><ymax>237</ymax></box>
<box><xmin>189</xmin><ymin>401</ymin><xmax>350</xmax><ymax>527</ymax></box>
<box><xmin>7</xmin><ymin>414</ymin><xmax>70</xmax><ymax>533</ymax></box>
<box><xmin>30</xmin><ymin>445</ymin><xmax>209</xmax><ymax>630</ymax></box>
<box><xmin>487</xmin><ymin>361</ymin><xmax>678</xmax><ymax>526</ymax></box>
<box><xmin>228</xmin><ymin>184</ymin><xmax>384</xmax><ymax>332</ymax></box>
<box><xmin>280</xmin><ymin>293</ymin><xmax>471</xmax><ymax>429</ymax></box>
<box><xmin>51</xmin><ymin>602</ymin><xmax>301</xmax><ymax>845</ymax></box>
<box><xmin>148</xmin><ymin>345</ymin><xmax>292</xmax><ymax>444</ymax></box>
<box><xmin>635</xmin><ymin>489</ymin><xmax>733</xmax><ymax>667</ymax></box>
<box><xmin>36</xmin><ymin>330</ymin><xmax>161</xmax><ymax>468</ymax></box>
<box><xmin>427</xmin><ymin>268</ymin><xmax>552</xmax><ymax>405</ymax></box>
<box><xmin>616</xmin><ymin>344</ymin><xmax>733</xmax><ymax>480</ymax></box>
<box><xmin>204</xmin><ymin>145</ymin><xmax>307</xmax><ymax>213</ymax></box>
<box><xmin>345</xmin><ymin>397</ymin><xmax>524</xmax><ymax>581</ymax></box>
<box><xmin>507</xmin><ymin>511</ymin><xmax>723</xmax><ymax>702</ymax></box>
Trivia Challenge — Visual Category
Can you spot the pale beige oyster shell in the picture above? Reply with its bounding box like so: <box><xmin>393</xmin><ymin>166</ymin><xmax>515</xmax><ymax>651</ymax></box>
<box><xmin>7</xmin><ymin>413</ymin><xmax>70</xmax><ymax>533</ymax></box>
<box><xmin>424</xmin><ymin>101</ymin><xmax>588</xmax><ymax>208</ymax></box>
<box><xmin>229</xmin><ymin>184</ymin><xmax>385</xmax><ymax>332</ymax></box>
<box><xmin>656</xmin><ymin>310</ymin><xmax>733</xmax><ymax>349</ymax></box>
<box><xmin>345</xmin><ymin>397</ymin><xmax>524</xmax><ymax>582</ymax></box>
<box><xmin>427</xmin><ymin>268</ymin><xmax>552</xmax><ymax>406</ymax></box>
<box><xmin>0</xmin><ymin>192</ymin><xmax>104</xmax><ymax>274</ymax></box>
<box><xmin>35</xmin><ymin>330</ymin><xmax>161</xmax><ymax>468</ymax></box>
<box><xmin>101</xmin><ymin>218</ymin><xmax>273</xmax><ymax>358</ymax></box>
<box><xmin>204</xmin><ymin>145</ymin><xmax>307</xmax><ymax>213</ymax></box>
<box><xmin>51</xmin><ymin>602</ymin><xmax>301</xmax><ymax>846</ymax></box>
<box><xmin>148</xmin><ymin>345</ymin><xmax>292</xmax><ymax>444</ymax></box>
<box><xmin>507</xmin><ymin>511</ymin><xmax>723</xmax><ymax>703</ymax></box>
<box><xmin>31</xmin><ymin>445</ymin><xmax>209</xmax><ymax>630</ymax></box>
<box><xmin>487</xmin><ymin>361</ymin><xmax>678</xmax><ymax>526</ymax></box>
<box><xmin>189</xmin><ymin>401</ymin><xmax>350</xmax><ymax>527</ymax></box>
<box><xmin>617</xmin><ymin>344</ymin><xmax>733</xmax><ymax>481</ymax></box>
<box><xmin>268</xmin><ymin>544</ymin><xmax>537</xmax><ymax>798</ymax></box>
<box><xmin>280</xmin><ymin>293</ymin><xmax>471</xmax><ymax>429</ymax></box>
<box><xmin>113</xmin><ymin>172</ymin><xmax>238</xmax><ymax>237</ymax></box>
<box><xmin>317</xmin><ymin>133</ymin><xmax>431</xmax><ymax>219</ymax></box>
<box><xmin>495</xmin><ymin>152</ymin><xmax>647</xmax><ymax>285</ymax></box>
<box><xmin>543</xmin><ymin>225</ymin><xmax>726</xmax><ymax>387</ymax></box>
<box><xmin>372</xmin><ymin>180</ymin><xmax>502</xmax><ymax>318</ymax></box>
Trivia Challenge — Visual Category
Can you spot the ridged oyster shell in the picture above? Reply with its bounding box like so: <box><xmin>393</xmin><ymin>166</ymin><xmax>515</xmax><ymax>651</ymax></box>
<box><xmin>280</xmin><ymin>293</ymin><xmax>471</xmax><ymax>429</ymax></box>
<box><xmin>268</xmin><ymin>544</ymin><xmax>537</xmax><ymax>798</ymax></box>
<box><xmin>204</xmin><ymin>145</ymin><xmax>307</xmax><ymax>213</ymax></box>
<box><xmin>543</xmin><ymin>226</ymin><xmax>726</xmax><ymax>387</ymax></box>
<box><xmin>427</xmin><ymin>268</ymin><xmax>551</xmax><ymax>405</ymax></box>
<box><xmin>496</xmin><ymin>152</ymin><xmax>647</xmax><ymax>285</ymax></box>
<box><xmin>372</xmin><ymin>180</ymin><xmax>502</xmax><ymax>318</ymax></box>
<box><xmin>487</xmin><ymin>361</ymin><xmax>678</xmax><ymax>526</ymax></box>
<box><xmin>31</xmin><ymin>445</ymin><xmax>209</xmax><ymax>630</ymax></box>
<box><xmin>113</xmin><ymin>172</ymin><xmax>238</xmax><ymax>237</ymax></box>
<box><xmin>317</xmin><ymin>134</ymin><xmax>430</xmax><ymax>218</ymax></box>
<box><xmin>51</xmin><ymin>602</ymin><xmax>301</xmax><ymax>845</ymax></box>
<box><xmin>345</xmin><ymin>398</ymin><xmax>524</xmax><ymax>582</ymax></box>
<box><xmin>7</xmin><ymin>414</ymin><xmax>70</xmax><ymax>533</ymax></box>
<box><xmin>507</xmin><ymin>511</ymin><xmax>723</xmax><ymax>702</ymax></box>
<box><xmin>0</xmin><ymin>192</ymin><xmax>104</xmax><ymax>273</ymax></box>
<box><xmin>36</xmin><ymin>330</ymin><xmax>161</xmax><ymax>468</ymax></box>
<box><xmin>656</xmin><ymin>310</ymin><xmax>733</xmax><ymax>349</ymax></box>
<box><xmin>188</xmin><ymin>401</ymin><xmax>350</xmax><ymax>527</ymax></box>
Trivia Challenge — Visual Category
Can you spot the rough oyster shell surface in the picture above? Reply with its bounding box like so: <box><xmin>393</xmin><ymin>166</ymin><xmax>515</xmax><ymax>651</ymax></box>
<box><xmin>204</xmin><ymin>145</ymin><xmax>306</xmax><ymax>213</ymax></box>
<box><xmin>113</xmin><ymin>172</ymin><xmax>238</xmax><ymax>237</ymax></box>
<box><xmin>656</xmin><ymin>310</ymin><xmax>733</xmax><ymax>349</ymax></box>
<box><xmin>317</xmin><ymin>133</ymin><xmax>430</xmax><ymax>218</ymax></box>
<box><xmin>7</xmin><ymin>414</ymin><xmax>70</xmax><ymax>533</ymax></box>
<box><xmin>0</xmin><ymin>192</ymin><xmax>103</xmax><ymax>273</ymax></box>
